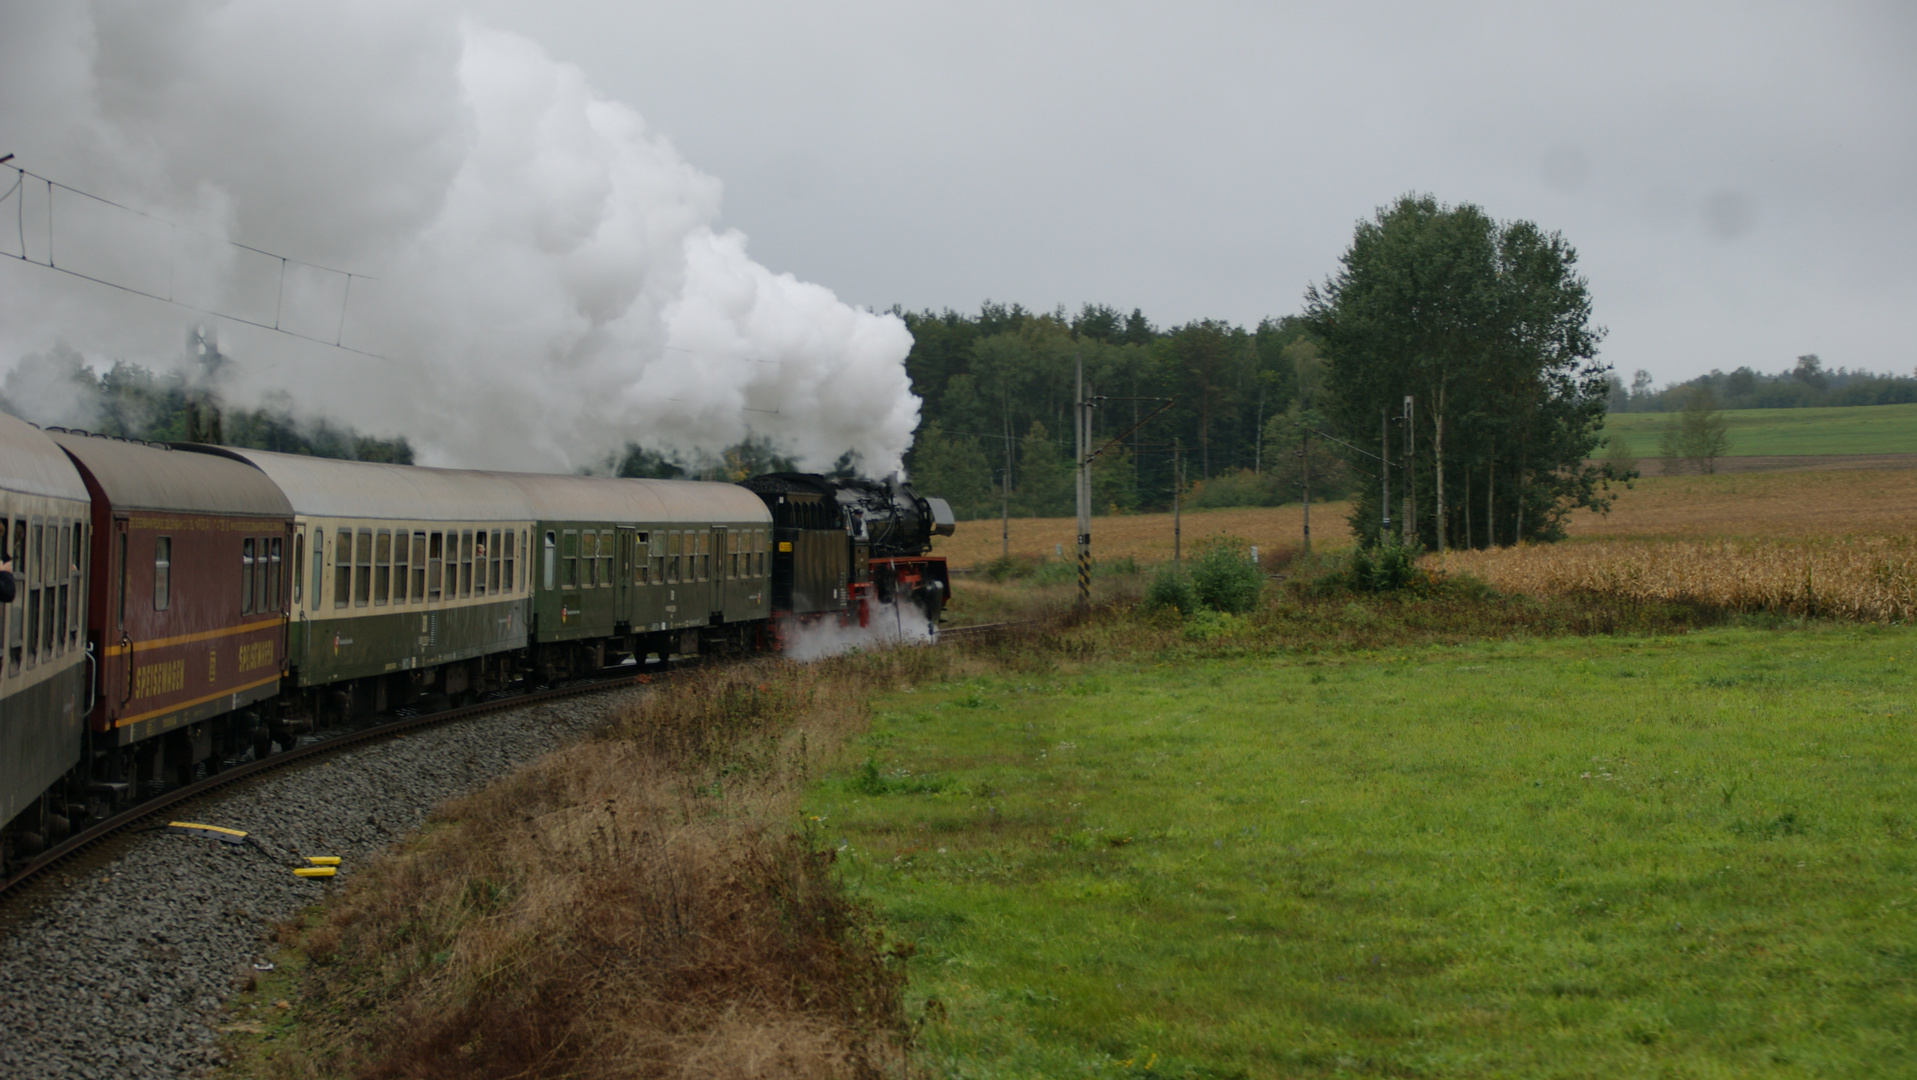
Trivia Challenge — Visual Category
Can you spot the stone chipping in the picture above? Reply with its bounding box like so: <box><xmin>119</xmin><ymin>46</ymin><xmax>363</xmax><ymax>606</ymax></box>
<box><xmin>0</xmin><ymin>686</ymin><xmax>643</xmax><ymax>1079</ymax></box>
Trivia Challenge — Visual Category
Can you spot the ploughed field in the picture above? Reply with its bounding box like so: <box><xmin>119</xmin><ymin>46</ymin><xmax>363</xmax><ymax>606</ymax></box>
<box><xmin>811</xmin><ymin>627</ymin><xmax>1917</xmax><ymax>1078</ymax></box>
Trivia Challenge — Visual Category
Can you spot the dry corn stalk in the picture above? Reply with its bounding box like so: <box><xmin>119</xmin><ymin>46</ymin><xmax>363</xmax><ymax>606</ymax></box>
<box><xmin>1432</xmin><ymin>536</ymin><xmax>1917</xmax><ymax>622</ymax></box>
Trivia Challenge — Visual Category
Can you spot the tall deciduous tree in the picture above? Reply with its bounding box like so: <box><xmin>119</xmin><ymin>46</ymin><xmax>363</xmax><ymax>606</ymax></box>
<box><xmin>1304</xmin><ymin>194</ymin><xmax>1611</xmax><ymax>547</ymax></box>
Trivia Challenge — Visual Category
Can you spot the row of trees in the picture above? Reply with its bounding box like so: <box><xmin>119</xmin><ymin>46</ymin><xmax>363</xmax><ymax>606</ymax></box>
<box><xmin>899</xmin><ymin>195</ymin><xmax>1619</xmax><ymax>548</ymax></box>
<box><xmin>898</xmin><ymin>304</ymin><xmax>1355</xmax><ymax>521</ymax></box>
<box><xmin>0</xmin><ymin>335</ymin><xmax>414</xmax><ymax>462</ymax></box>
<box><xmin>1611</xmin><ymin>354</ymin><xmax>1917</xmax><ymax>413</ymax></box>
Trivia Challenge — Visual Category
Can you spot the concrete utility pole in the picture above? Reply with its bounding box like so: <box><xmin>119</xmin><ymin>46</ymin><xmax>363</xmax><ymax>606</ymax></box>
<box><xmin>1172</xmin><ymin>437</ymin><xmax>1183</xmax><ymax>566</ymax></box>
<box><xmin>1299</xmin><ymin>428</ymin><xmax>1312</xmax><ymax>556</ymax></box>
<box><xmin>1074</xmin><ymin>348</ymin><xmax>1092</xmax><ymax>608</ymax></box>
<box><xmin>1380</xmin><ymin>410</ymin><xmax>1392</xmax><ymax>536</ymax></box>
<box><xmin>1001</xmin><ymin>424</ymin><xmax>1011</xmax><ymax>560</ymax></box>
<box><xmin>1402</xmin><ymin>395</ymin><xmax>1415</xmax><ymax>545</ymax></box>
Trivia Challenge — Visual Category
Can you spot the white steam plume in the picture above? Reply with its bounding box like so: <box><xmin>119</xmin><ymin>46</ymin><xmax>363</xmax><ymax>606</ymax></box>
<box><xmin>0</xmin><ymin>2</ymin><xmax>917</xmax><ymax>473</ymax></box>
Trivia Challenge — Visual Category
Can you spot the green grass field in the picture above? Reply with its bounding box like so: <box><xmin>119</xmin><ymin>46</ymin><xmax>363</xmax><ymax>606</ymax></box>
<box><xmin>1603</xmin><ymin>403</ymin><xmax>1917</xmax><ymax>457</ymax></box>
<box><xmin>809</xmin><ymin>627</ymin><xmax>1917</xmax><ymax>1077</ymax></box>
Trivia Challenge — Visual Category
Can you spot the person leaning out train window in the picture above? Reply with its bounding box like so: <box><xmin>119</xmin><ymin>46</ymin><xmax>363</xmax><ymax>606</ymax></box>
<box><xmin>0</xmin><ymin>554</ymin><xmax>13</xmax><ymax>604</ymax></box>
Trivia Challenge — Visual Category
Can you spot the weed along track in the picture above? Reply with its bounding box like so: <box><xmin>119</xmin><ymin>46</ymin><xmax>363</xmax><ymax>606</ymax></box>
<box><xmin>0</xmin><ymin>665</ymin><xmax>670</xmax><ymax>907</ymax></box>
<box><xmin>0</xmin><ymin>667</ymin><xmax>666</xmax><ymax>1078</ymax></box>
<box><xmin>205</xmin><ymin>644</ymin><xmax>984</xmax><ymax>1079</ymax></box>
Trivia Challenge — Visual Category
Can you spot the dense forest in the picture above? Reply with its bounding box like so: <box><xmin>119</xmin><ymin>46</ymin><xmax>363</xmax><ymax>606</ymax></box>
<box><xmin>892</xmin><ymin>303</ymin><xmax>1346</xmax><ymax>522</ymax></box>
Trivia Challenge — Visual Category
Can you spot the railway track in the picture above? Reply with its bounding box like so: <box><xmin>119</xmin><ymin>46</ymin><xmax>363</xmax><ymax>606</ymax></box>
<box><xmin>0</xmin><ymin>621</ymin><xmax>1017</xmax><ymax>904</ymax></box>
<box><xmin>0</xmin><ymin>665</ymin><xmax>664</xmax><ymax>905</ymax></box>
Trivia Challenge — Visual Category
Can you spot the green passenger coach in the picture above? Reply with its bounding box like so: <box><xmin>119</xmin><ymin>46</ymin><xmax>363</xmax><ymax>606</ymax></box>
<box><xmin>183</xmin><ymin>448</ymin><xmax>534</xmax><ymax>743</ymax></box>
<box><xmin>485</xmin><ymin>473</ymin><xmax>773</xmax><ymax>676</ymax></box>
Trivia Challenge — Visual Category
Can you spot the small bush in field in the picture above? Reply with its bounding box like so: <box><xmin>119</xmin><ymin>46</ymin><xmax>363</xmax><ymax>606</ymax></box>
<box><xmin>1145</xmin><ymin>563</ymin><xmax>1201</xmax><ymax>616</ymax></box>
<box><xmin>1190</xmin><ymin>536</ymin><xmax>1264</xmax><ymax>614</ymax></box>
<box><xmin>1332</xmin><ymin>536</ymin><xmax>1432</xmax><ymax>593</ymax></box>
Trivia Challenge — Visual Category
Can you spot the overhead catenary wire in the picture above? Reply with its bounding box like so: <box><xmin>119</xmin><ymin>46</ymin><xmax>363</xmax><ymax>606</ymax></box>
<box><xmin>1</xmin><ymin>162</ymin><xmax>388</xmax><ymax>359</ymax></box>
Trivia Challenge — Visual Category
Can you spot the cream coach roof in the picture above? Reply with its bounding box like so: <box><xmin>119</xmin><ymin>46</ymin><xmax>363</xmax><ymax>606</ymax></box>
<box><xmin>183</xmin><ymin>446</ymin><xmax>531</xmax><ymax>522</ymax></box>
<box><xmin>51</xmin><ymin>432</ymin><xmax>292</xmax><ymax>517</ymax></box>
<box><xmin>482</xmin><ymin>473</ymin><xmax>772</xmax><ymax>526</ymax></box>
<box><xmin>0</xmin><ymin>415</ymin><xmax>91</xmax><ymax>502</ymax></box>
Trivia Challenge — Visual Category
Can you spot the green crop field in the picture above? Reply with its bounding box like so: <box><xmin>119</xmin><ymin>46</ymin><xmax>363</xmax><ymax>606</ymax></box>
<box><xmin>1602</xmin><ymin>402</ymin><xmax>1917</xmax><ymax>457</ymax></box>
<box><xmin>809</xmin><ymin>627</ymin><xmax>1917</xmax><ymax>1077</ymax></box>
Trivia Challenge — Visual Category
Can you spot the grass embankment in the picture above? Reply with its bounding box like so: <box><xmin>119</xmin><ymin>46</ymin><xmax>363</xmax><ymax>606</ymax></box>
<box><xmin>1603</xmin><ymin>402</ymin><xmax>1917</xmax><ymax>457</ymax></box>
<box><xmin>218</xmin><ymin>655</ymin><xmax>957</xmax><ymax>1079</ymax></box>
<box><xmin>813</xmin><ymin>622</ymin><xmax>1917</xmax><ymax>1077</ymax></box>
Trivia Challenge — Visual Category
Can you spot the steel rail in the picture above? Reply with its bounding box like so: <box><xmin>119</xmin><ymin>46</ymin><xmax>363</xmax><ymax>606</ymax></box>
<box><xmin>0</xmin><ymin>622</ymin><xmax>1019</xmax><ymax>904</ymax></box>
<box><xmin>0</xmin><ymin>667</ymin><xmax>660</xmax><ymax>903</ymax></box>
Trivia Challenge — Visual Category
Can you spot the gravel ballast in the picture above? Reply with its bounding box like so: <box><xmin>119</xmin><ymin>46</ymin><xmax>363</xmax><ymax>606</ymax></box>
<box><xmin>0</xmin><ymin>686</ymin><xmax>644</xmax><ymax>1079</ymax></box>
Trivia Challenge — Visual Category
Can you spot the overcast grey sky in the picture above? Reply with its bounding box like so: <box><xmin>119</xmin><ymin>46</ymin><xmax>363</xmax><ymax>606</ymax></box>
<box><xmin>473</xmin><ymin>0</ymin><xmax>1916</xmax><ymax>385</ymax></box>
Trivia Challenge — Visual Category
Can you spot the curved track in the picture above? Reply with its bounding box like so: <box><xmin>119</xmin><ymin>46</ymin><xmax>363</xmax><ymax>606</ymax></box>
<box><xmin>0</xmin><ymin>667</ymin><xmax>661</xmax><ymax>904</ymax></box>
<box><xmin>0</xmin><ymin>622</ymin><xmax>1017</xmax><ymax>905</ymax></box>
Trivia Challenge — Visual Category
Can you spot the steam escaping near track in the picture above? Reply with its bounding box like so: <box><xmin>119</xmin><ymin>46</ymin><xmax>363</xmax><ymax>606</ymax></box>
<box><xmin>0</xmin><ymin>4</ymin><xmax>918</xmax><ymax>474</ymax></box>
<box><xmin>782</xmin><ymin>603</ymin><xmax>940</xmax><ymax>663</ymax></box>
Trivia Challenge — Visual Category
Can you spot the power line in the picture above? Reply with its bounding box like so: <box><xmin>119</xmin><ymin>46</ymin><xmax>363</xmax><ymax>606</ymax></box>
<box><xmin>1</xmin><ymin>161</ymin><xmax>386</xmax><ymax>358</ymax></box>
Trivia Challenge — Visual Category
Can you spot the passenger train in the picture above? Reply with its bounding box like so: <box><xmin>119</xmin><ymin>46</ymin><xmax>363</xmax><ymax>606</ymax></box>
<box><xmin>0</xmin><ymin>412</ymin><xmax>954</xmax><ymax>864</ymax></box>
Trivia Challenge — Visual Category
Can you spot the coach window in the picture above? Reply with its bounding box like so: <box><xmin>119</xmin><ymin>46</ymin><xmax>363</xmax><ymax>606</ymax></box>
<box><xmin>293</xmin><ymin>533</ymin><xmax>305</xmax><ymax>606</ymax></box>
<box><xmin>253</xmin><ymin>537</ymin><xmax>268</xmax><ymax>612</ymax></box>
<box><xmin>114</xmin><ymin>529</ymin><xmax>126</xmax><ymax>637</ymax></box>
<box><xmin>241</xmin><ymin>538</ymin><xmax>256</xmax><ymax>613</ymax></box>
<box><xmin>698</xmin><ymin>532</ymin><xmax>711</xmax><ymax>583</ymax></box>
<box><xmin>55</xmin><ymin>523</ymin><xmax>70</xmax><ymax>653</ymax></box>
<box><xmin>334</xmin><ymin>529</ymin><xmax>352</xmax><ymax>608</ymax></box>
<box><xmin>350</xmin><ymin>530</ymin><xmax>371</xmax><ymax>607</ymax></box>
<box><xmin>427</xmin><ymin>532</ymin><xmax>444</xmax><ymax>601</ymax></box>
<box><xmin>73</xmin><ymin>524</ymin><xmax>86</xmax><ymax>650</ymax></box>
<box><xmin>11</xmin><ymin>520</ymin><xmax>27</xmax><ymax>675</ymax></box>
<box><xmin>635</xmin><ymin>533</ymin><xmax>649</xmax><ymax>585</ymax></box>
<box><xmin>41</xmin><ymin>522</ymin><xmax>57</xmax><ymax>660</ymax></box>
<box><xmin>579</xmin><ymin>531</ymin><xmax>594</xmax><ymax>587</ymax></box>
<box><xmin>411</xmin><ymin>532</ymin><xmax>427</xmax><ymax>600</ymax></box>
<box><xmin>458</xmin><ymin>530</ymin><xmax>474</xmax><ymax>598</ymax></box>
<box><xmin>558</xmin><ymin>530</ymin><xmax>576</xmax><ymax>588</ymax></box>
<box><xmin>502</xmin><ymin>531</ymin><xmax>515</xmax><ymax>593</ymax></box>
<box><xmin>251</xmin><ymin>536</ymin><xmax>267</xmax><ymax>613</ymax></box>
<box><xmin>149</xmin><ymin>533</ymin><xmax>170</xmax><ymax>614</ymax></box>
<box><xmin>373</xmin><ymin>530</ymin><xmax>392</xmax><ymax>606</ymax></box>
<box><xmin>666</xmin><ymin>532</ymin><xmax>680</xmax><ymax>583</ymax></box>
<box><xmin>597</xmin><ymin>530</ymin><xmax>612</xmax><ymax>587</ymax></box>
<box><xmin>266</xmin><ymin>537</ymin><xmax>282</xmax><ymax>612</ymax></box>
<box><xmin>392</xmin><ymin>530</ymin><xmax>411</xmax><ymax>603</ymax></box>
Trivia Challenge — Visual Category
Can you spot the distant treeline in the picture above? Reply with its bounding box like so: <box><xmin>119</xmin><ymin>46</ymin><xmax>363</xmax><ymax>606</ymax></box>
<box><xmin>0</xmin><ymin>337</ymin><xmax>414</xmax><ymax>463</ymax></box>
<box><xmin>1612</xmin><ymin>355</ymin><xmax>1917</xmax><ymax>413</ymax></box>
<box><xmin>894</xmin><ymin>302</ymin><xmax>1348</xmax><ymax>521</ymax></box>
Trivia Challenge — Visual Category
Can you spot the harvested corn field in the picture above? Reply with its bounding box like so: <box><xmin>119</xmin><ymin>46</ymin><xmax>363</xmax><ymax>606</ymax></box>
<box><xmin>1434</xmin><ymin>536</ymin><xmax>1917</xmax><ymax>622</ymax></box>
<box><xmin>1562</xmin><ymin>467</ymin><xmax>1917</xmax><ymax>540</ymax></box>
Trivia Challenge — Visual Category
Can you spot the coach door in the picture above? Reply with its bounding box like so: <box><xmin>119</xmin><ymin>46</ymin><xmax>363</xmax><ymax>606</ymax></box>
<box><xmin>615</xmin><ymin>526</ymin><xmax>637</xmax><ymax>630</ymax></box>
<box><xmin>707</xmin><ymin>526</ymin><xmax>727</xmax><ymax>623</ymax></box>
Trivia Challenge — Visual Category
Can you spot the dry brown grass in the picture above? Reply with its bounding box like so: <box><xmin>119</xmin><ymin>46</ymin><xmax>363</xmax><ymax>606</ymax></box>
<box><xmin>248</xmin><ymin>649</ymin><xmax>968</xmax><ymax>1080</ymax></box>
<box><xmin>932</xmin><ymin>503</ymin><xmax>1354</xmax><ymax>569</ymax></box>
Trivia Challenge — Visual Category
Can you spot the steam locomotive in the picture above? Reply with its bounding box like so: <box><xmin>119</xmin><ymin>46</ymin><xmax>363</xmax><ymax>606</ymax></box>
<box><xmin>0</xmin><ymin>410</ymin><xmax>954</xmax><ymax>865</ymax></box>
